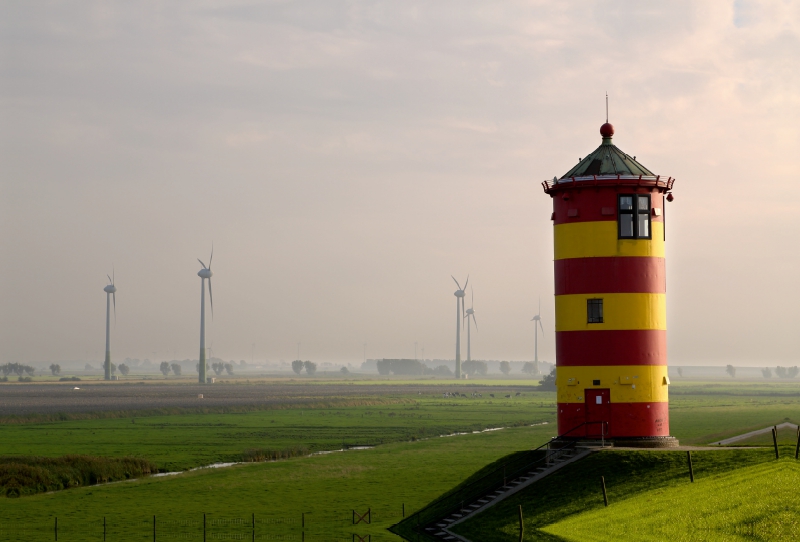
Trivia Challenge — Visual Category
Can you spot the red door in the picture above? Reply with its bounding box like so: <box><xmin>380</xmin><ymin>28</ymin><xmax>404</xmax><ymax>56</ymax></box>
<box><xmin>585</xmin><ymin>389</ymin><xmax>610</xmax><ymax>438</ymax></box>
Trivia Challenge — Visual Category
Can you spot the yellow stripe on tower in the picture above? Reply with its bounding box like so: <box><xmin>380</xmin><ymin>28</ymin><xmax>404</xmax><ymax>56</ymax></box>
<box><xmin>556</xmin><ymin>365</ymin><xmax>669</xmax><ymax>403</ymax></box>
<box><xmin>554</xmin><ymin>221</ymin><xmax>664</xmax><ymax>260</ymax></box>
<box><xmin>555</xmin><ymin>293</ymin><xmax>666</xmax><ymax>331</ymax></box>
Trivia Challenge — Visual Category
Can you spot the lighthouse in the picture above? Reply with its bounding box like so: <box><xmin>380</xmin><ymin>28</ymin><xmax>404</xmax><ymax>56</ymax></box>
<box><xmin>543</xmin><ymin>122</ymin><xmax>678</xmax><ymax>446</ymax></box>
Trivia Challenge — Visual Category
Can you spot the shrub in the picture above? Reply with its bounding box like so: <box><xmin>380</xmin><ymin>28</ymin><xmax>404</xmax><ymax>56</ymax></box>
<box><xmin>0</xmin><ymin>455</ymin><xmax>157</xmax><ymax>498</ymax></box>
<box><xmin>538</xmin><ymin>368</ymin><xmax>556</xmax><ymax>391</ymax></box>
<box><xmin>59</xmin><ymin>377</ymin><xmax>81</xmax><ymax>382</ymax></box>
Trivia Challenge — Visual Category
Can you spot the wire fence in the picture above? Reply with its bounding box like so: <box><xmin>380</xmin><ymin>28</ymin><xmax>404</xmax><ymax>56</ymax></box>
<box><xmin>0</xmin><ymin>508</ymin><xmax>407</xmax><ymax>542</ymax></box>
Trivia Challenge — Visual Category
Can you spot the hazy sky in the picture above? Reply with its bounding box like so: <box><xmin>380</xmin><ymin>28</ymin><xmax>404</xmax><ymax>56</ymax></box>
<box><xmin>2</xmin><ymin>1</ymin><xmax>799</xmax><ymax>366</ymax></box>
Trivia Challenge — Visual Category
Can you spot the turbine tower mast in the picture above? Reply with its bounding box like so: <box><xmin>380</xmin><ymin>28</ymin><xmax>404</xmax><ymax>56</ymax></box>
<box><xmin>531</xmin><ymin>298</ymin><xmax>544</xmax><ymax>375</ymax></box>
<box><xmin>451</xmin><ymin>275</ymin><xmax>468</xmax><ymax>379</ymax></box>
<box><xmin>465</xmin><ymin>288</ymin><xmax>477</xmax><ymax>364</ymax></box>
<box><xmin>103</xmin><ymin>271</ymin><xmax>117</xmax><ymax>381</ymax></box>
<box><xmin>197</xmin><ymin>248</ymin><xmax>214</xmax><ymax>384</ymax></box>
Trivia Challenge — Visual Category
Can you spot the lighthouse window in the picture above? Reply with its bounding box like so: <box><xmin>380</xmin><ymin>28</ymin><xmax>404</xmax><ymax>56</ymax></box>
<box><xmin>618</xmin><ymin>194</ymin><xmax>651</xmax><ymax>239</ymax></box>
<box><xmin>587</xmin><ymin>298</ymin><xmax>604</xmax><ymax>323</ymax></box>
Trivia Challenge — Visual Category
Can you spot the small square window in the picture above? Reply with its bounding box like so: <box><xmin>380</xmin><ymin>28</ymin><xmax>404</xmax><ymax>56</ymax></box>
<box><xmin>587</xmin><ymin>298</ymin><xmax>603</xmax><ymax>324</ymax></box>
<box><xmin>593</xmin><ymin>379</ymin><xmax>601</xmax><ymax>386</ymax></box>
<box><xmin>618</xmin><ymin>194</ymin><xmax>652</xmax><ymax>239</ymax></box>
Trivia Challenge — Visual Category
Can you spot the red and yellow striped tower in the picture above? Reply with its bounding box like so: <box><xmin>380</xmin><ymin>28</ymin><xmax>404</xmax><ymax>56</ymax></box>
<box><xmin>542</xmin><ymin>122</ymin><xmax>678</xmax><ymax>446</ymax></box>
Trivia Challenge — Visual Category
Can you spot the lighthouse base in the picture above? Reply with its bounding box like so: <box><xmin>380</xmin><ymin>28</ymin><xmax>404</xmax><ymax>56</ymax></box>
<box><xmin>610</xmin><ymin>436</ymin><xmax>680</xmax><ymax>448</ymax></box>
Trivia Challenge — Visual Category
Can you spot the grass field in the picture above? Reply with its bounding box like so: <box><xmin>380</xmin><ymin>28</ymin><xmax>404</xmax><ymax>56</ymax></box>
<box><xmin>542</xmin><ymin>458</ymin><xmax>800</xmax><ymax>541</ymax></box>
<box><xmin>3</xmin><ymin>378</ymin><xmax>800</xmax><ymax>541</ymax></box>
<box><xmin>0</xmin><ymin>393</ymin><xmax>555</xmax><ymax>471</ymax></box>
<box><xmin>0</xmin><ymin>424</ymin><xmax>556</xmax><ymax>541</ymax></box>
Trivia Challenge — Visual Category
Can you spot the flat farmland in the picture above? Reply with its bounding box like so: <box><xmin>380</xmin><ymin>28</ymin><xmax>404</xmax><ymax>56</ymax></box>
<box><xmin>0</xmin><ymin>380</ymin><xmax>541</xmax><ymax>418</ymax></box>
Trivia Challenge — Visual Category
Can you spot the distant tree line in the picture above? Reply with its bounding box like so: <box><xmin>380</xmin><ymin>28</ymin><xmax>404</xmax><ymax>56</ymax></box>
<box><xmin>762</xmin><ymin>366</ymin><xmax>799</xmax><ymax>379</ymax></box>
<box><xmin>0</xmin><ymin>363</ymin><xmax>35</xmax><ymax>377</ymax></box>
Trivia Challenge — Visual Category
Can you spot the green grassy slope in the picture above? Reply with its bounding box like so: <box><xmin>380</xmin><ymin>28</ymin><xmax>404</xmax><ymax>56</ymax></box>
<box><xmin>544</xmin><ymin>458</ymin><xmax>800</xmax><ymax>541</ymax></box>
<box><xmin>450</xmin><ymin>448</ymin><xmax>786</xmax><ymax>542</ymax></box>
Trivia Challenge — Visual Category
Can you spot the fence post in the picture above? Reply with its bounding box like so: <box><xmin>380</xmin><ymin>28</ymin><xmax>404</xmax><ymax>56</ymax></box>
<box><xmin>687</xmin><ymin>451</ymin><xmax>694</xmax><ymax>483</ymax></box>
<box><xmin>773</xmin><ymin>426</ymin><xmax>779</xmax><ymax>459</ymax></box>
<box><xmin>402</xmin><ymin>503</ymin><xmax>405</xmax><ymax>517</ymax></box>
<box><xmin>795</xmin><ymin>426</ymin><xmax>800</xmax><ymax>459</ymax></box>
<box><xmin>600</xmin><ymin>476</ymin><xmax>608</xmax><ymax>507</ymax></box>
<box><xmin>54</xmin><ymin>517</ymin><xmax>57</xmax><ymax>542</ymax></box>
<box><xmin>153</xmin><ymin>515</ymin><xmax>156</xmax><ymax>542</ymax></box>
<box><xmin>518</xmin><ymin>505</ymin><xmax>524</xmax><ymax>541</ymax></box>
<box><xmin>104</xmin><ymin>516</ymin><xmax>106</xmax><ymax>541</ymax></box>
<box><xmin>252</xmin><ymin>512</ymin><xmax>255</xmax><ymax>542</ymax></box>
<box><xmin>302</xmin><ymin>512</ymin><xmax>305</xmax><ymax>529</ymax></box>
<box><xmin>204</xmin><ymin>513</ymin><xmax>206</xmax><ymax>542</ymax></box>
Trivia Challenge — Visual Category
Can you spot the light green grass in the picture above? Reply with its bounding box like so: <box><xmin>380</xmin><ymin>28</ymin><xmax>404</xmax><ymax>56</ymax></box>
<box><xmin>450</xmin><ymin>448</ymin><xmax>784</xmax><ymax>542</ymax></box>
<box><xmin>544</xmin><ymin>459</ymin><xmax>800</xmax><ymax>541</ymax></box>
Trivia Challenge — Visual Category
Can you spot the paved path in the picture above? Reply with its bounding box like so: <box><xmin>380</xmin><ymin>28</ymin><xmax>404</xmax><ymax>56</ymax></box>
<box><xmin>710</xmin><ymin>422</ymin><xmax>798</xmax><ymax>445</ymax></box>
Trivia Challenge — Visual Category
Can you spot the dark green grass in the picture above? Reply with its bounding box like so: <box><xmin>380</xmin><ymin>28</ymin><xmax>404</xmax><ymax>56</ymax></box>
<box><xmin>0</xmin><ymin>394</ymin><xmax>557</xmax><ymax>471</ymax></box>
<box><xmin>451</xmin><ymin>447</ymin><xmax>785</xmax><ymax>541</ymax></box>
<box><xmin>0</xmin><ymin>456</ymin><xmax>157</xmax><ymax>497</ymax></box>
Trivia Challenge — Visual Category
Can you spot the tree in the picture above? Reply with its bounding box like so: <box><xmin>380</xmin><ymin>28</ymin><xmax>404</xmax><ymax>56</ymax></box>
<box><xmin>475</xmin><ymin>361</ymin><xmax>488</xmax><ymax>376</ymax></box>
<box><xmin>762</xmin><ymin>367</ymin><xmax>773</xmax><ymax>378</ymax></box>
<box><xmin>376</xmin><ymin>359</ymin><xmax>391</xmax><ymax>375</ymax></box>
<box><xmin>304</xmin><ymin>360</ymin><xmax>317</xmax><ymax>375</ymax></box>
<box><xmin>538</xmin><ymin>368</ymin><xmax>556</xmax><ymax>391</ymax></box>
<box><xmin>499</xmin><ymin>361</ymin><xmax>511</xmax><ymax>375</ymax></box>
<box><xmin>160</xmin><ymin>361</ymin><xmax>171</xmax><ymax>376</ymax></box>
<box><xmin>521</xmin><ymin>362</ymin><xmax>537</xmax><ymax>376</ymax></box>
<box><xmin>725</xmin><ymin>365</ymin><xmax>736</xmax><ymax>378</ymax></box>
<box><xmin>224</xmin><ymin>363</ymin><xmax>234</xmax><ymax>376</ymax></box>
<box><xmin>340</xmin><ymin>366</ymin><xmax>349</xmax><ymax>375</ymax></box>
<box><xmin>170</xmin><ymin>363</ymin><xmax>181</xmax><ymax>376</ymax></box>
<box><xmin>775</xmin><ymin>366</ymin><xmax>788</xmax><ymax>379</ymax></box>
<box><xmin>108</xmin><ymin>363</ymin><xmax>116</xmax><ymax>375</ymax></box>
<box><xmin>118</xmin><ymin>363</ymin><xmax>130</xmax><ymax>376</ymax></box>
<box><xmin>49</xmin><ymin>363</ymin><xmax>61</xmax><ymax>376</ymax></box>
<box><xmin>211</xmin><ymin>362</ymin><xmax>225</xmax><ymax>375</ymax></box>
<box><xmin>789</xmin><ymin>366</ymin><xmax>800</xmax><ymax>378</ymax></box>
<box><xmin>433</xmin><ymin>365</ymin><xmax>452</xmax><ymax>376</ymax></box>
<box><xmin>84</xmin><ymin>363</ymin><xmax>94</xmax><ymax>371</ymax></box>
<box><xmin>291</xmin><ymin>360</ymin><xmax>304</xmax><ymax>375</ymax></box>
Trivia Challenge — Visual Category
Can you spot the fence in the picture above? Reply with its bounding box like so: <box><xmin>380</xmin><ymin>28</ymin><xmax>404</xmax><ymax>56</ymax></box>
<box><xmin>0</xmin><ymin>507</ymin><xmax>408</xmax><ymax>542</ymax></box>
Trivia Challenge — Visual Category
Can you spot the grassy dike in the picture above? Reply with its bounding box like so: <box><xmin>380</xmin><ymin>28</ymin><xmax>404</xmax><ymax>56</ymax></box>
<box><xmin>448</xmin><ymin>447</ymin><xmax>784</xmax><ymax>541</ymax></box>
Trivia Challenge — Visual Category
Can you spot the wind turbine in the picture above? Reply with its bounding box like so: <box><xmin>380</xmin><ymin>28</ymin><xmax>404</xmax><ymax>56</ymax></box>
<box><xmin>103</xmin><ymin>271</ymin><xmax>117</xmax><ymax>381</ymax></box>
<box><xmin>531</xmin><ymin>298</ymin><xmax>544</xmax><ymax>375</ymax></box>
<box><xmin>464</xmin><ymin>288</ymin><xmax>478</xmax><ymax>364</ymax></box>
<box><xmin>452</xmin><ymin>275</ymin><xmax>468</xmax><ymax>379</ymax></box>
<box><xmin>197</xmin><ymin>248</ymin><xmax>214</xmax><ymax>384</ymax></box>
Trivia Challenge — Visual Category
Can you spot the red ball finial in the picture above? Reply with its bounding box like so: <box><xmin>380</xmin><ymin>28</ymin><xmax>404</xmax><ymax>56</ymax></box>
<box><xmin>600</xmin><ymin>123</ymin><xmax>614</xmax><ymax>138</ymax></box>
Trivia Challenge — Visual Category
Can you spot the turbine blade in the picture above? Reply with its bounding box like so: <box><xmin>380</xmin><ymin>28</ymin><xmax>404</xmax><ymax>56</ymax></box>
<box><xmin>463</xmin><ymin>275</ymin><xmax>469</xmax><ymax>291</ymax></box>
<box><xmin>208</xmin><ymin>278</ymin><xmax>214</xmax><ymax>318</ymax></box>
<box><xmin>451</xmin><ymin>275</ymin><xmax>461</xmax><ymax>290</ymax></box>
<box><xmin>113</xmin><ymin>292</ymin><xmax>116</xmax><ymax>326</ymax></box>
<box><xmin>209</xmin><ymin>245</ymin><xmax>213</xmax><ymax>270</ymax></box>
<box><xmin>539</xmin><ymin>320</ymin><xmax>544</xmax><ymax>334</ymax></box>
<box><xmin>198</xmin><ymin>259</ymin><xmax>207</xmax><ymax>269</ymax></box>
<box><xmin>113</xmin><ymin>267</ymin><xmax>115</xmax><ymax>285</ymax></box>
<box><xmin>472</xmin><ymin>313</ymin><xmax>478</xmax><ymax>331</ymax></box>
<box><xmin>107</xmin><ymin>274</ymin><xmax>112</xmax><ymax>285</ymax></box>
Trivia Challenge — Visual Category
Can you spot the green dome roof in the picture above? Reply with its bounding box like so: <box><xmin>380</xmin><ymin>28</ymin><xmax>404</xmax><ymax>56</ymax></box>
<box><xmin>561</xmin><ymin>134</ymin><xmax>654</xmax><ymax>179</ymax></box>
